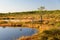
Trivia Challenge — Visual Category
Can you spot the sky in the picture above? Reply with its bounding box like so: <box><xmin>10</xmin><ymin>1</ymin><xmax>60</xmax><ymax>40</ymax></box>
<box><xmin>0</xmin><ymin>0</ymin><xmax>60</xmax><ymax>13</ymax></box>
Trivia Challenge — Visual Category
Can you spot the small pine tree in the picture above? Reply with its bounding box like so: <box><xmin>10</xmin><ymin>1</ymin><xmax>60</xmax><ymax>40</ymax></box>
<box><xmin>38</xmin><ymin>6</ymin><xmax>45</xmax><ymax>24</ymax></box>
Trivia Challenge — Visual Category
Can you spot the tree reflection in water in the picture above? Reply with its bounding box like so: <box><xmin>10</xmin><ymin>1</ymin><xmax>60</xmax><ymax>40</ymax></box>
<box><xmin>20</xmin><ymin>28</ymin><xmax>22</xmax><ymax>31</ymax></box>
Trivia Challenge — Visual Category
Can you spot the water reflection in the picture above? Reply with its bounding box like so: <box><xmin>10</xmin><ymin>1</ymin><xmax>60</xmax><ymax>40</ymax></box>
<box><xmin>3</xmin><ymin>26</ymin><xmax>6</xmax><ymax>28</ymax></box>
<box><xmin>0</xmin><ymin>27</ymin><xmax>37</xmax><ymax>40</ymax></box>
<box><xmin>20</xmin><ymin>28</ymin><xmax>22</xmax><ymax>31</ymax></box>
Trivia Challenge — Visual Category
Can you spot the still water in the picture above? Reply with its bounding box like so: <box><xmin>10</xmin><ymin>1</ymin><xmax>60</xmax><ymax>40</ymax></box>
<box><xmin>0</xmin><ymin>27</ymin><xmax>37</xmax><ymax>40</ymax></box>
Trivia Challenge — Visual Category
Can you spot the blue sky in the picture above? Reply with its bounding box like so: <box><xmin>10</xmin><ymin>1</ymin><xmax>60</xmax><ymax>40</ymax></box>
<box><xmin>0</xmin><ymin>0</ymin><xmax>60</xmax><ymax>13</ymax></box>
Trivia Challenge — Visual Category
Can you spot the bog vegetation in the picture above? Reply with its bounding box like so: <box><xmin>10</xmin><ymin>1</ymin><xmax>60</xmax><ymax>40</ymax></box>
<box><xmin>0</xmin><ymin>10</ymin><xmax>60</xmax><ymax>40</ymax></box>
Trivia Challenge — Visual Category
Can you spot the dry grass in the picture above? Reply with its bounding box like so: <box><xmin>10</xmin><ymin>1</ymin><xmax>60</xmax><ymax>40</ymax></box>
<box><xmin>0</xmin><ymin>11</ymin><xmax>60</xmax><ymax>40</ymax></box>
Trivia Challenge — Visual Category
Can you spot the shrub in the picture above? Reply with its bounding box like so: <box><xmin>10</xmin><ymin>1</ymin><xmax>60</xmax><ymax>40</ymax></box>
<box><xmin>39</xmin><ymin>29</ymin><xmax>60</xmax><ymax>40</ymax></box>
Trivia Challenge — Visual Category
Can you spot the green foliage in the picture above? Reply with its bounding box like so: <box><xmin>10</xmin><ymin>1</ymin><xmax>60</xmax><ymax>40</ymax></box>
<box><xmin>55</xmin><ymin>22</ymin><xmax>60</xmax><ymax>27</ymax></box>
<box><xmin>39</xmin><ymin>29</ymin><xmax>60</xmax><ymax>40</ymax></box>
<box><xmin>0</xmin><ymin>10</ymin><xmax>60</xmax><ymax>17</ymax></box>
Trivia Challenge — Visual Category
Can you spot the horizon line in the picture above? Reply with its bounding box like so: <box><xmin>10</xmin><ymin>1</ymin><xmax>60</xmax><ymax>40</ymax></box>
<box><xmin>0</xmin><ymin>9</ymin><xmax>60</xmax><ymax>13</ymax></box>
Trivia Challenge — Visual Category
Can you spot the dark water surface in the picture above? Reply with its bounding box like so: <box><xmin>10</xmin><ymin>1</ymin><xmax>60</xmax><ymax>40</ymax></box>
<box><xmin>0</xmin><ymin>27</ymin><xmax>37</xmax><ymax>40</ymax></box>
